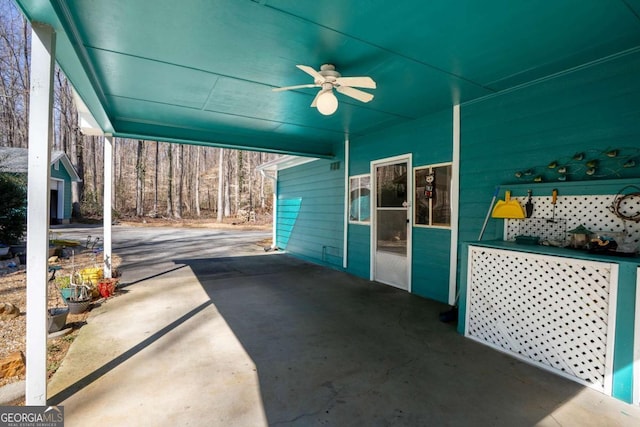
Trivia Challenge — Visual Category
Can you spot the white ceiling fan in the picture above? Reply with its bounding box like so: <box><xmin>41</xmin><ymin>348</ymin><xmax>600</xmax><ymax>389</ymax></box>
<box><xmin>272</xmin><ymin>64</ymin><xmax>376</xmax><ymax>115</ymax></box>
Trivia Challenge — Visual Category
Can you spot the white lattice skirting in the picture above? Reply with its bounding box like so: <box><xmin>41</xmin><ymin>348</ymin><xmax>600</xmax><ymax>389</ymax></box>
<box><xmin>466</xmin><ymin>246</ymin><xmax>618</xmax><ymax>394</ymax></box>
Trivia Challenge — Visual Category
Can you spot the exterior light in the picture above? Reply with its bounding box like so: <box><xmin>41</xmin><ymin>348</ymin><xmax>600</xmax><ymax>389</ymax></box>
<box><xmin>316</xmin><ymin>90</ymin><xmax>338</xmax><ymax>115</ymax></box>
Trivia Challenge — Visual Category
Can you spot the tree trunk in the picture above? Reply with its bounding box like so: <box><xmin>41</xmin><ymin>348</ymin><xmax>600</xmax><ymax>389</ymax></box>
<box><xmin>71</xmin><ymin>132</ymin><xmax>85</xmax><ymax>218</ymax></box>
<box><xmin>247</xmin><ymin>153</ymin><xmax>253</xmax><ymax>210</ymax></box>
<box><xmin>166</xmin><ymin>143</ymin><xmax>173</xmax><ymax>217</ymax></box>
<box><xmin>92</xmin><ymin>136</ymin><xmax>98</xmax><ymax>196</ymax></box>
<box><xmin>224</xmin><ymin>179</ymin><xmax>231</xmax><ymax>217</ymax></box>
<box><xmin>225</xmin><ymin>150</ymin><xmax>232</xmax><ymax>217</ymax></box>
<box><xmin>195</xmin><ymin>146</ymin><xmax>201</xmax><ymax>217</ymax></box>
<box><xmin>216</xmin><ymin>148</ymin><xmax>224</xmax><ymax>222</ymax></box>
<box><xmin>21</xmin><ymin>16</ymin><xmax>29</xmax><ymax>140</ymax></box>
<box><xmin>236</xmin><ymin>151</ymin><xmax>242</xmax><ymax>213</ymax></box>
<box><xmin>153</xmin><ymin>141</ymin><xmax>159</xmax><ymax>217</ymax></box>
<box><xmin>135</xmin><ymin>140</ymin><xmax>145</xmax><ymax>216</ymax></box>
<box><xmin>115</xmin><ymin>138</ymin><xmax>124</xmax><ymax>211</ymax></box>
<box><xmin>259</xmin><ymin>152</ymin><xmax>265</xmax><ymax>209</ymax></box>
<box><xmin>175</xmin><ymin>144</ymin><xmax>183</xmax><ymax>218</ymax></box>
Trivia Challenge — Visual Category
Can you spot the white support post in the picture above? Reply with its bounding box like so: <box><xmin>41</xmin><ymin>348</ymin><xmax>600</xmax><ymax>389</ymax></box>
<box><xmin>25</xmin><ymin>23</ymin><xmax>55</xmax><ymax>406</ymax></box>
<box><xmin>449</xmin><ymin>104</ymin><xmax>461</xmax><ymax>306</ymax></box>
<box><xmin>103</xmin><ymin>135</ymin><xmax>113</xmax><ymax>278</ymax></box>
<box><xmin>343</xmin><ymin>136</ymin><xmax>349</xmax><ymax>269</ymax></box>
<box><xmin>272</xmin><ymin>170</ymin><xmax>278</xmax><ymax>249</ymax></box>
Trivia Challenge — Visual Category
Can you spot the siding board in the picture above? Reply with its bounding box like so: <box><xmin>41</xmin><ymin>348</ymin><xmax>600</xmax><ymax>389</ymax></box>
<box><xmin>276</xmin><ymin>151</ymin><xmax>345</xmax><ymax>267</ymax></box>
<box><xmin>349</xmin><ymin>108</ymin><xmax>453</xmax><ymax>303</ymax></box>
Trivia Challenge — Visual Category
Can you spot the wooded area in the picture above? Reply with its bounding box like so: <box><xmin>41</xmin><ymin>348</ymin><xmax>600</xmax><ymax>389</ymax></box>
<box><xmin>0</xmin><ymin>0</ymin><xmax>278</xmax><ymax>221</ymax></box>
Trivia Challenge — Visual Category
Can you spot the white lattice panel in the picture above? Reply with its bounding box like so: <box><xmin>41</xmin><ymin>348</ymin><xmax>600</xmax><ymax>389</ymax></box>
<box><xmin>466</xmin><ymin>246</ymin><xmax>617</xmax><ymax>394</ymax></box>
<box><xmin>506</xmin><ymin>194</ymin><xmax>640</xmax><ymax>244</ymax></box>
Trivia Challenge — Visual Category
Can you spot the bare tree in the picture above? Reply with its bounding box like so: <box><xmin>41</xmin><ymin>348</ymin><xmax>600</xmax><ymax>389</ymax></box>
<box><xmin>217</xmin><ymin>147</ymin><xmax>224</xmax><ymax>222</ymax></box>
<box><xmin>0</xmin><ymin>1</ymin><xmax>30</xmax><ymax>147</ymax></box>
<box><xmin>153</xmin><ymin>141</ymin><xmax>159</xmax><ymax>216</ymax></box>
<box><xmin>135</xmin><ymin>140</ymin><xmax>145</xmax><ymax>216</ymax></box>
<box><xmin>174</xmin><ymin>143</ymin><xmax>183</xmax><ymax>218</ymax></box>
<box><xmin>195</xmin><ymin>145</ymin><xmax>201</xmax><ymax>217</ymax></box>
<box><xmin>166</xmin><ymin>143</ymin><xmax>173</xmax><ymax>217</ymax></box>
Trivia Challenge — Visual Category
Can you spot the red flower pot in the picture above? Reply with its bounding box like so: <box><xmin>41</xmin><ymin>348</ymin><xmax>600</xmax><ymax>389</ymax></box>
<box><xmin>98</xmin><ymin>279</ymin><xmax>118</xmax><ymax>298</ymax></box>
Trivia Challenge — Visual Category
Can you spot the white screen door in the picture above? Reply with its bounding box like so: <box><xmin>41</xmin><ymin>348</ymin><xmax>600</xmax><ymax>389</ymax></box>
<box><xmin>371</xmin><ymin>156</ymin><xmax>411</xmax><ymax>290</ymax></box>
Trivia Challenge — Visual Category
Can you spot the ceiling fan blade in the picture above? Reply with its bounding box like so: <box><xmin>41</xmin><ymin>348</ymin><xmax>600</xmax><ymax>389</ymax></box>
<box><xmin>296</xmin><ymin>65</ymin><xmax>326</xmax><ymax>84</ymax></box>
<box><xmin>335</xmin><ymin>76</ymin><xmax>376</xmax><ymax>89</ymax></box>
<box><xmin>310</xmin><ymin>90</ymin><xmax>323</xmax><ymax>108</ymax></box>
<box><xmin>272</xmin><ymin>83</ymin><xmax>318</xmax><ymax>92</ymax></box>
<box><xmin>336</xmin><ymin>86</ymin><xmax>374</xmax><ymax>103</ymax></box>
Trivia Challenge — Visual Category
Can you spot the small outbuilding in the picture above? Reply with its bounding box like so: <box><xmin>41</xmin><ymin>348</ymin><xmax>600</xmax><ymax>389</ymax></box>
<box><xmin>0</xmin><ymin>146</ymin><xmax>81</xmax><ymax>224</ymax></box>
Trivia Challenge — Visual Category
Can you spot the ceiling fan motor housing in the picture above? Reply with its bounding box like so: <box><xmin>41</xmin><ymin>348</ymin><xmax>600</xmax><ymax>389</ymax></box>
<box><xmin>319</xmin><ymin>64</ymin><xmax>340</xmax><ymax>84</ymax></box>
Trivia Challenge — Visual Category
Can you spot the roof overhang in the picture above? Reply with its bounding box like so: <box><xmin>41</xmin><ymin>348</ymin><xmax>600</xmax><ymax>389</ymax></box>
<box><xmin>256</xmin><ymin>155</ymin><xmax>318</xmax><ymax>172</ymax></box>
<box><xmin>11</xmin><ymin>1</ymin><xmax>640</xmax><ymax>158</ymax></box>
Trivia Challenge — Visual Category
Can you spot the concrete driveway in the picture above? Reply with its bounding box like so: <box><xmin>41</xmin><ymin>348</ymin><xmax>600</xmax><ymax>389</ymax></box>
<box><xmin>45</xmin><ymin>225</ymin><xmax>640</xmax><ymax>426</ymax></box>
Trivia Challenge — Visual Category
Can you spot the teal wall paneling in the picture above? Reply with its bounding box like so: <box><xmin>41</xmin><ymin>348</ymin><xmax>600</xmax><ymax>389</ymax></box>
<box><xmin>349</xmin><ymin>108</ymin><xmax>453</xmax><ymax>303</ymax></box>
<box><xmin>50</xmin><ymin>163</ymin><xmax>73</xmax><ymax>220</ymax></box>
<box><xmin>276</xmin><ymin>197</ymin><xmax>302</xmax><ymax>249</ymax></box>
<box><xmin>612</xmin><ymin>263</ymin><xmax>637</xmax><ymax>402</ymax></box>
<box><xmin>276</xmin><ymin>144</ymin><xmax>345</xmax><ymax>268</ymax></box>
<box><xmin>459</xmin><ymin>50</ymin><xmax>640</xmax><ymax>246</ymax></box>
<box><xmin>347</xmin><ymin>223</ymin><xmax>370</xmax><ymax>279</ymax></box>
<box><xmin>350</xmin><ymin>109</ymin><xmax>453</xmax><ymax>176</ymax></box>
<box><xmin>412</xmin><ymin>227</ymin><xmax>451</xmax><ymax>302</ymax></box>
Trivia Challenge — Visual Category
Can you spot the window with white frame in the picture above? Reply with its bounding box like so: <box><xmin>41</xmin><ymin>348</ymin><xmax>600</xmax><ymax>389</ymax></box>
<box><xmin>414</xmin><ymin>163</ymin><xmax>452</xmax><ymax>227</ymax></box>
<box><xmin>349</xmin><ymin>174</ymin><xmax>370</xmax><ymax>223</ymax></box>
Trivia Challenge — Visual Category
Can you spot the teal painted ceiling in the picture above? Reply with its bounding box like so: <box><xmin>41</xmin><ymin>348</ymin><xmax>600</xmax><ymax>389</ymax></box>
<box><xmin>13</xmin><ymin>0</ymin><xmax>640</xmax><ymax>158</ymax></box>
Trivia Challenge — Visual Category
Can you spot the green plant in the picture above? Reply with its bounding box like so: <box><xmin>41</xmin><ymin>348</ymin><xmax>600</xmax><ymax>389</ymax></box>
<box><xmin>0</xmin><ymin>173</ymin><xmax>26</xmax><ymax>244</ymax></box>
<box><xmin>55</xmin><ymin>275</ymin><xmax>71</xmax><ymax>289</ymax></box>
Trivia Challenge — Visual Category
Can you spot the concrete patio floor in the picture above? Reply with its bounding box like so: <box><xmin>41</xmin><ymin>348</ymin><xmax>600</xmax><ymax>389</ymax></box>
<box><xmin>45</xmin><ymin>227</ymin><xmax>640</xmax><ymax>426</ymax></box>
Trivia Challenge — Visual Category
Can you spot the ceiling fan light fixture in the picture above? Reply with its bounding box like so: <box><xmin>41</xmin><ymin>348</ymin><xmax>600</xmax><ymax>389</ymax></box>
<box><xmin>274</xmin><ymin>64</ymin><xmax>375</xmax><ymax>114</ymax></box>
<box><xmin>316</xmin><ymin>90</ymin><xmax>338</xmax><ymax>115</ymax></box>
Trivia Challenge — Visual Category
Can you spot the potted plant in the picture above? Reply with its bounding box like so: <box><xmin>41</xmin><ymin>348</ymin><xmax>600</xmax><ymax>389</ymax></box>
<box><xmin>79</xmin><ymin>267</ymin><xmax>103</xmax><ymax>297</ymax></box>
<box><xmin>55</xmin><ymin>275</ymin><xmax>73</xmax><ymax>300</ymax></box>
<box><xmin>47</xmin><ymin>307</ymin><xmax>69</xmax><ymax>333</ymax></box>
<box><xmin>97</xmin><ymin>277</ymin><xmax>118</xmax><ymax>298</ymax></box>
<box><xmin>65</xmin><ymin>283</ymin><xmax>92</xmax><ymax>314</ymax></box>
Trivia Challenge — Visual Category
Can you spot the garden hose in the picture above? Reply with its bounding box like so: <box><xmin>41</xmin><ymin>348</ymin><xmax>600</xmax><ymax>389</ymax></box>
<box><xmin>609</xmin><ymin>185</ymin><xmax>640</xmax><ymax>222</ymax></box>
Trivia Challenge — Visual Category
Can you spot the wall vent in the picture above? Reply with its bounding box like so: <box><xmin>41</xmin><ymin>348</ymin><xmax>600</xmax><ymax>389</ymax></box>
<box><xmin>330</xmin><ymin>161</ymin><xmax>340</xmax><ymax>171</ymax></box>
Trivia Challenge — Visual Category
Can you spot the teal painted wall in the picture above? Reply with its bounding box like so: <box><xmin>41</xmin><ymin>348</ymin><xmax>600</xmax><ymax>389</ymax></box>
<box><xmin>349</xmin><ymin>109</ymin><xmax>453</xmax><ymax>302</ymax></box>
<box><xmin>277</xmin><ymin>197</ymin><xmax>302</xmax><ymax>249</ymax></box>
<box><xmin>457</xmin><ymin>50</ymin><xmax>640</xmax><ymax>403</ymax></box>
<box><xmin>50</xmin><ymin>162</ymin><xmax>73</xmax><ymax>220</ymax></box>
<box><xmin>276</xmin><ymin>148</ymin><xmax>345</xmax><ymax>268</ymax></box>
<box><xmin>412</xmin><ymin>227</ymin><xmax>451</xmax><ymax>302</ymax></box>
<box><xmin>459</xmin><ymin>50</ymin><xmax>640</xmax><ymax>246</ymax></box>
<box><xmin>347</xmin><ymin>223</ymin><xmax>369</xmax><ymax>278</ymax></box>
<box><xmin>612</xmin><ymin>263</ymin><xmax>637</xmax><ymax>403</ymax></box>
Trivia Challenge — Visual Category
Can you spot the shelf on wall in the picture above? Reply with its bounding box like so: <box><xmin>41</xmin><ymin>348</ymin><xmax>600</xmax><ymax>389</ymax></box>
<box><xmin>501</xmin><ymin>177</ymin><xmax>639</xmax><ymax>197</ymax></box>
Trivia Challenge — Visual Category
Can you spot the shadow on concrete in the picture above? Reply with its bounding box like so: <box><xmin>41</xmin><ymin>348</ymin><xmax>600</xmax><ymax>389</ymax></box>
<box><xmin>118</xmin><ymin>264</ymin><xmax>188</xmax><ymax>289</ymax></box>
<box><xmin>172</xmin><ymin>254</ymin><xmax>588</xmax><ymax>426</ymax></box>
<box><xmin>48</xmin><ymin>300</ymin><xmax>212</xmax><ymax>405</ymax></box>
